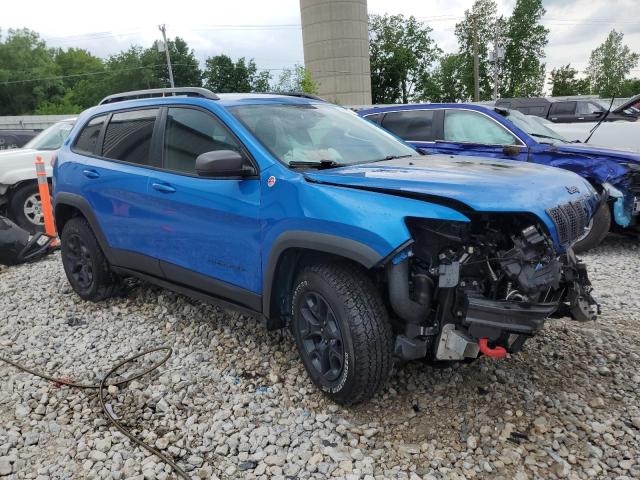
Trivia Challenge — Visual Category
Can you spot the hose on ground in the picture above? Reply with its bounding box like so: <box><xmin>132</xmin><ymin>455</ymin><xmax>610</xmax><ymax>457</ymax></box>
<box><xmin>0</xmin><ymin>346</ymin><xmax>190</xmax><ymax>479</ymax></box>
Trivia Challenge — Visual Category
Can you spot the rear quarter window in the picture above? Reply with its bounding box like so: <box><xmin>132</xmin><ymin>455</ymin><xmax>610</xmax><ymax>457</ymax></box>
<box><xmin>73</xmin><ymin>115</ymin><xmax>107</xmax><ymax>155</ymax></box>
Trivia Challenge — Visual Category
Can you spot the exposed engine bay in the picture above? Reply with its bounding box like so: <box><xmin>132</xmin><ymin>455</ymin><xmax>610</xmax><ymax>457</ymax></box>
<box><xmin>385</xmin><ymin>214</ymin><xmax>599</xmax><ymax>362</ymax></box>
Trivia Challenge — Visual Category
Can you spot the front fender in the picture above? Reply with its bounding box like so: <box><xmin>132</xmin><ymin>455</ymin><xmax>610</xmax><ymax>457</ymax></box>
<box><xmin>260</xmin><ymin>174</ymin><xmax>470</xmax><ymax>314</ymax></box>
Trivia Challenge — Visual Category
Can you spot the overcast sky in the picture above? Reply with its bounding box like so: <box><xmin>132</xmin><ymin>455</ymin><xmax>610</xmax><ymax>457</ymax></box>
<box><xmin>1</xmin><ymin>0</ymin><xmax>639</xmax><ymax>90</ymax></box>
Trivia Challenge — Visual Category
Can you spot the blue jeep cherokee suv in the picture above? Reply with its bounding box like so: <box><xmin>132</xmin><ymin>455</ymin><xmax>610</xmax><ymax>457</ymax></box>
<box><xmin>358</xmin><ymin>103</ymin><xmax>640</xmax><ymax>252</ymax></box>
<box><xmin>54</xmin><ymin>88</ymin><xmax>599</xmax><ymax>404</ymax></box>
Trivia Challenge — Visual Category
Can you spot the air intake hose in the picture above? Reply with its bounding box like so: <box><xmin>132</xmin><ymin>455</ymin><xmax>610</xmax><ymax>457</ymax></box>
<box><xmin>387</xmin><ymin>258</ymin><xmax>433</xmax><ymax>324</ymax></box>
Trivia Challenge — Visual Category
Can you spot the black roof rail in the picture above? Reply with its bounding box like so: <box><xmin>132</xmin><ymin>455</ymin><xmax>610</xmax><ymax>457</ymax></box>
<box><xmin>268</xmin><ymin>91</ymin><xmax>326</xmax><ymax>102</ymax></box>
<box><xmin>99</xmin><ymin>87</ymin><xmax>219</xmax><ymax>105</ymax></box>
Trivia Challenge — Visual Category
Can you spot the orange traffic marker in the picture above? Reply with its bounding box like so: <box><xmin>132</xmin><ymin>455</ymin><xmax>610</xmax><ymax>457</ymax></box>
<box><xmin>35</xmin><ymin>156</ymin><xmax>58</xmax><ymax>245</ymax></box>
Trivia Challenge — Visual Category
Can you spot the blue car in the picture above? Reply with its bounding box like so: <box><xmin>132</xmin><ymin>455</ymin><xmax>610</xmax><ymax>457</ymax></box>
<box><xmin>54</xmin><ymin>88</ymin><xmax>599</xmax><ymax>404</ymax></box>
<box><xmin>358</xmin><ymin>103</ymin><xmax>640</xmax><ymax>251</ymax></box>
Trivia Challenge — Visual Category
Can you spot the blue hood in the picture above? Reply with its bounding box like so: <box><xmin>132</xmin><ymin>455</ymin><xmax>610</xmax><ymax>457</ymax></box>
<box><xmin>304</xmin><ymin>155</ymin><xmax>600</xmax><ymax>245</ymax></box>
<box><xmin>556</xmin><ymin>142</ymin><xmax>640</xmax><ymax>164</ymax></box>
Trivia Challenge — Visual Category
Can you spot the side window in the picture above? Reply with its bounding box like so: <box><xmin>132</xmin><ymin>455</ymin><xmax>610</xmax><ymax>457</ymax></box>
<box><xmin>577</xmin><ymin>102</ymin><xmax>602</xmax><ymax>114</ymax></box>
<box><xmin>550</xmin><ymin>102</ymin><xmax>576</xmax><ymax>115</ymax></box>
<box><xmin>443</xmin><ymin>110</ymin><xmax>518</xmax><ymax>145</ymax></box>
<box><xmin>381</xmin><ymin>110</ymin><xmax>436</xmax><ymax>141</ymax></box>
<box><xmin>102</xmin><ymin>109</ymin><xmax>159</xmax><ymax>165</ymax></box>
<box><xmin>164</xmin><ymin>107</ymin><xmax>241</xmax><ymax>174</ymax></box>
<box><xmin>73</xmin><ymin>115</ymin><xmax>106</xmax><ymax>155</ymax></box>
<box><xmin>363</xmin><ymin>112</ymin><xmax>382</xmax><ymax>124</ymax></box>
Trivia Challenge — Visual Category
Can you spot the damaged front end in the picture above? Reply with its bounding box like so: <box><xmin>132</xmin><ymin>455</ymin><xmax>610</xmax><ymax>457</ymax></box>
<box><xmin>386</xmin><ymin>213</ymin><xmax>598</xmax><ymax>362</ymax></box>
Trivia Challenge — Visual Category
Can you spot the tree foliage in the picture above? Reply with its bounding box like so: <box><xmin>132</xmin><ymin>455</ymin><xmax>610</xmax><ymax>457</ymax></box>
<box><xmin>369</xmin><ymin>14</ymin><xmax>440</xmax><ymax>104</ymax></box>
<box><xmin>548</xmin><ymin>64</ymin><xmax>590</xmax><ymax>96</ymax></box>
<box><xmin>203</xmin><ymin>55</ymin><xmax>271</xmax><ymax>93</ymax></box>
<box><xmin>586</xmin><ymin>30</ymin><xmax>639</xmax><ymax>98</ymax></box>
<box><xmin>418</xmin><ymin>54</ymin><xmax>466</xmax><ymax>102</ymax></box>
<box><xmin>273</xmin><ymin>65</ymin><xmax>316</xmax><ymax>94</ymax></box>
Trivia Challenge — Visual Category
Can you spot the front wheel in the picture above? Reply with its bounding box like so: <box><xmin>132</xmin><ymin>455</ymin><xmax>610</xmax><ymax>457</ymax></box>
<box><xmin>8</xmin><ymin>182</ymin><xmax>45</xmax><ymax>234</ymax></box>
<box><xmin>573</xmin><ymin>203</ymin><xmax>611</xmax><ymax>253</ymax></box>
<box><xmin>291</xmin><ymin>263</ymin><xmax>393</xmax><ymax>405</ymax></box>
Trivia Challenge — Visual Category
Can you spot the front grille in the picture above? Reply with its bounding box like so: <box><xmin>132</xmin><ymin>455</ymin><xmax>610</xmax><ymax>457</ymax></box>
<box><xmin>546</xmin><ymin>199</ymin><xmax>590</xmax><ymax>246</ymax></box>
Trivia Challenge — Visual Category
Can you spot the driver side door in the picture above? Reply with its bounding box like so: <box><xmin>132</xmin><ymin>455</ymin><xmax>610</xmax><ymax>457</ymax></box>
<box><xmin>146</xmin><ymin>106</ymin><xmax>262</xmax><ymax>307</ymax></box>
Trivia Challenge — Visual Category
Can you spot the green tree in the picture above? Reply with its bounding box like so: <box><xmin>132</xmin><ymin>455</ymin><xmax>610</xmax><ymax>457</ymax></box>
<box><xmin>620</xmin><ymin>78</ymin><xmax>640</xmax><ymax>97</ymax></box>
<box><xmin>0</xmin><ymin>28</ymin><xmax>60</xmax><ymax>115</ymax></box>
<box><xmin>548</xmin><ymin>64</ymin><xmax>590</xmax><ymax>96</ymax></box>
<box><xmin>586</xmin><ymin>30</ymin><xmax>639</xmax><ymax>97</ymax></box>
<box><xmin>203</xmin><ymin>55</ymin><xmax>271</xmax><ymax>93</ymax></box>
<box><xmin>501</xmin><ymin>0</ymin><xmax>548</xmax><ymax>97</ymax></box>
<box><xmin>142</xmin><ymin>37</ymin><xmax>202</xmax><ymax>87</ymax></box>
<box><xmin>103</xmin><ymin>46</ymin><xmax>159</xmax><ymax>94</ymax></box>
<box><xmin>273</xmin><ymin>65</ymin><xmax>316</xmax><ymax>94</ymax></box>
<box><xmin>369</xmin><ymin>14</ymin><xmax>441</xmax><ymax>104</ymax></box>
<box><xmin>454</xmin><ymin>0</ymin><xmax>501</xmax><ymax>101</ymax></box>
<box><xmin>418</xmin><ymin>54</ymin><xmax>466</xmax><ymax>102</ymax></box>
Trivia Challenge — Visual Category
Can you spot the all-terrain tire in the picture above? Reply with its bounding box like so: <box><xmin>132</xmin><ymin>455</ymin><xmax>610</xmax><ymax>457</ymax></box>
<box><xmin>61</xmin><ymin>217</ymin><xmax>120</xmax><ymax>302</ymax></box>
<box><xmin>8</xmin><ymin>182</ymin><xmax>44</xmax><ymax>234</ymax></box>
<box><xmin>290</xmin><ymin>262</ymin><xmax>393</xmax><ymax>405</ymax></box>
<box><xmin>573</xmin><ymin>203</ymin><xmax>611</xmax><ymax>253</ymax></box>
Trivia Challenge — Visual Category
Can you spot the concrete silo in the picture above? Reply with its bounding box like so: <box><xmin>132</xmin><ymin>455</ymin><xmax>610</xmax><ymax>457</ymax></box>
<box><xmin>299</xmin><ymin>0</ymin><xmax>372</xmax><ymax>105</ymax></box>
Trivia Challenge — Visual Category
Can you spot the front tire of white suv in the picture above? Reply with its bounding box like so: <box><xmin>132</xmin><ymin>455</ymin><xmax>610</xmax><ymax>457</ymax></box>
<box><xmin>8</xmin><ymin>182</ymin><xmax>45</xmax><ymax>234</ymax></box>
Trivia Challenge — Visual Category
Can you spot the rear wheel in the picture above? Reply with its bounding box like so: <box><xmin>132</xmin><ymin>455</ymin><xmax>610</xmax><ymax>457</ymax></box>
<box><xmin>573</xmin><ymin>203</ymin><xmax>611</xmax><ymax>253</ymax></box>
<box><xmin>291</xmin><ymin>263</ymin><xmax>393</xmax><ymax>405</ymax></box>
<box><xmin>8</xmin><ymin>182</ymin><xmax>45</xmax><ymax>234</ymax></box>
<box><xmin>61</xmin><ymin>217</ymin><xmax>120</xmax><ymax>301</ymax></box>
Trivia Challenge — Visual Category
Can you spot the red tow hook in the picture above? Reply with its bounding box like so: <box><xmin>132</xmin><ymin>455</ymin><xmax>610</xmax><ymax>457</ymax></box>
<box><xmin>478</xmin><ymin>338</ymin><xmax>507</xmax><ymax>359</ymax></box>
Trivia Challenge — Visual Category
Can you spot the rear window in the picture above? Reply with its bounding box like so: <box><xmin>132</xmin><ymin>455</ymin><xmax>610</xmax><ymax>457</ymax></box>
<box><xmin>102</xmin><ymin>109</ymin><xmax>159</xmax><ymax>165</ymax></box>
<box><xmin>73</xmin><ymin>115</ymin><xmax>106</xmax><ymax>155</ymax></box>
<box><xmin>381</xmin><ymin>110</ymin><xmax>436</xmax><ymax>141</ymax></box>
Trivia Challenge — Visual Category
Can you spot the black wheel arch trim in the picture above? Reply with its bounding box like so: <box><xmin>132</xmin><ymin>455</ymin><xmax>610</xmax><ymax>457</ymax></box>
<box><xmin>262</xmin><ymin>230</ymin><xmax>383</xmax><ymax>317</ymax></box>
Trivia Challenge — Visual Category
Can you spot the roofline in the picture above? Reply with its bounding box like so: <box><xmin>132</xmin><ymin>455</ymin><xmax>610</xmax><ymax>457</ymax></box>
<box><xmin>99</xmin><ymin>87</ymin><xmax>220</xmax><ymax>105</ymax></box>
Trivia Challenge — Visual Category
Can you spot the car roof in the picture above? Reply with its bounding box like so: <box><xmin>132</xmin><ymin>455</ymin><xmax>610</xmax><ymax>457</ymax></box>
<box><xmin>357</xmin><ymin>103</ymin><xmax>494</xmax><ymax>115</ymax></box>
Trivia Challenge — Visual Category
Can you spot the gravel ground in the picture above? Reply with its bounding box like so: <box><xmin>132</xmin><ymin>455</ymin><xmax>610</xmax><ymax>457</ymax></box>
<box><xmin>0</xmin><ymin>235</ymin><xmax>639</xmax><ymax>480</ymax></box>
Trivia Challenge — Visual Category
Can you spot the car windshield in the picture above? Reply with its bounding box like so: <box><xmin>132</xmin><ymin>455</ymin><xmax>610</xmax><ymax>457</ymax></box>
<box><xmin>24</xmin><ymin>121</ymin><xmax>74</xmax><ymax>150</ymax></box>
<box><xmin>229</xmin><ymin>103</ymin><xmax>416</xmax><ymax>166</ymax></box>
<box><xmin>504</xmin><ymin>109</ymin><xmax>567</xmax><ymax>144</ymax></box>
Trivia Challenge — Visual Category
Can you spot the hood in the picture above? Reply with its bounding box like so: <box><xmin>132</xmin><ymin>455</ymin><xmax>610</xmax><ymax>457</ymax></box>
<box><xmin>555</xmin><ymin>142</ymin><xmax>640</xmax><ymax>164</ymax></box>
<box><xmin>613</xmin><ymin>94</ymin><xmax>640</xmax><ymax>115</ymax></box>
<box><xmin>304</xmin><ymin>155</ymin><xmax>599</xmax><ymax>242</ymax></box>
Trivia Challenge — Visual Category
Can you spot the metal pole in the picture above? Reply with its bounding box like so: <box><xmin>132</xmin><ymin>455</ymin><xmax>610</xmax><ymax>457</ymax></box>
<box><xmin>493</xmin><ymin>35</ymin><xmax>498</xmax><ymax>101</ymax></box>
<box><xmin>159</xmin><ymin>24</ymin><xmax>175</xmax><ymax>88</ymax></box>
<box><xmin>472</xmin><ymin>21</ymin><xmax>480</xmax><ymax>102</ymax></box>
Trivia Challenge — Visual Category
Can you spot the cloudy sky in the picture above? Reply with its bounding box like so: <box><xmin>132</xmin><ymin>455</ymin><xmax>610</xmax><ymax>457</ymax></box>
<box><xmin>1</xmin><ymin>0</ymin><xmax>639</xmax><ymax>90</ymax></box>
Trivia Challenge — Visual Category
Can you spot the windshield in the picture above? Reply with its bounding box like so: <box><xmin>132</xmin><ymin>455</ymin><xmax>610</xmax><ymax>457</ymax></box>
<box><xmin>505</xmin><ymin>109</ymin><xmax>567</xmax><ymax>144</ymax></box>
<box><xmin>229</xmin><ymin>103</ymin><xmax>416</xmax><ymax>166</ymax></box>
<box><xmin>24</xmin><ymin>121</ymin><xmax>74</xmax><ymax>150</ymax></box>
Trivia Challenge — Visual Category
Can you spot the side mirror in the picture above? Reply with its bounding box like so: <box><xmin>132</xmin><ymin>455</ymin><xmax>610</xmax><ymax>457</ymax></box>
<box><xmin>195</xmin><ymin>150</ymin><xmax>256</xmax><ymax>178</ymax></box>
<box><xmin>503</xmin><ymin>145</ymin><xmax>523</xmax><ymax>157</ymax></box>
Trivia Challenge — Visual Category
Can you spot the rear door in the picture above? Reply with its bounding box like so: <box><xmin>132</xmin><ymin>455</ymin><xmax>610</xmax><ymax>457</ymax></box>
<box><xmin>428</xmin><ymin>109</ymin><xmax>528</xmax><ymax>162</ymax></box>
<box><xmin>146</xmin><ymin>106</ymin><xmax>262</xmax><ymax>302</ymax></box>
<box><xmin>72</xmin><ymin>108</ymin><xmax>164</xmax><ymax>275</ymax></box>
<box><xmin>548</xmin><ymin>102</ymin><xmax>577</xmax><ymax>123</ymax></box>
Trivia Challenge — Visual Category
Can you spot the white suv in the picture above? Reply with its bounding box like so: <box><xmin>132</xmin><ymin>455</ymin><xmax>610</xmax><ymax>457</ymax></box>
<box><xmin>0</xmin><ymin>119</ymin><xmax>75</xmax><ymax>232</ymax></box>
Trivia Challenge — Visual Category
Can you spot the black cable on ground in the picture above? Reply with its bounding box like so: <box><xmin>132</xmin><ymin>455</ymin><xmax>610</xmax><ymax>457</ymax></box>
<box><xmin>0</xmin><ymin>346</ymin><xmax>190</xmax><ymax>479</ymax></box>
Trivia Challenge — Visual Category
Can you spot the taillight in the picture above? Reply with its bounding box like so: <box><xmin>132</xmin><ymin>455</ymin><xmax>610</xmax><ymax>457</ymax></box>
<box><xmin>50</xmin><ymin>153</ymin><xmax>57</xmax><ymax>168</ymax></box>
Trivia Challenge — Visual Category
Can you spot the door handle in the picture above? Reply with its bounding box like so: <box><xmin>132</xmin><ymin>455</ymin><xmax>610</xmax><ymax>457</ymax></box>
<box><xmin>151</xmin><ymin>182</ymin><xmax>176</xmax><ymax>194</ymax></box>
<box><xmin>82</xmin><ymin>169</ymin><xmax>100</xmax><ymax>179</ymax></box>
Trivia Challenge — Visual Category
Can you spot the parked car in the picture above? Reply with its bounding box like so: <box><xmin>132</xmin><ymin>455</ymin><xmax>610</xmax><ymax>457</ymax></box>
<box><xmin>358</xmin><ymin>104</ymin><xmax>640</xmax><ymax>251</ymax></box>
<box><xmin>551</xmin><ymin>120</ymin><xmax>640</xmax><ymax>153</ymax></box>
<box><xmin>0</xmin><ymin>129</ymin><xmax>39</xmax><ymax>150</ymax></box>
<box><xmin>54</xmin><ymin>88</ymin><xmax>599</xmax><ymax>404</ymax></box>
<box><xmin>0</xmin><ymin>119</ymin><xmax>75</xmax><ymax>232</ymax></box>
<box><xmin>495</xmin><ymin>95</ymin><xmax>640</xmax><ymax>123</ymax></box>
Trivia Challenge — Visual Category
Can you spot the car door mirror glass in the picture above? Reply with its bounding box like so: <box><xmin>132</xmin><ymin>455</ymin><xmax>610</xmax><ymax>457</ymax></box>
<box><xmin>195</xmin><ymin>150</ymin><xmax>255</xmax><ymax>178</ymax></box>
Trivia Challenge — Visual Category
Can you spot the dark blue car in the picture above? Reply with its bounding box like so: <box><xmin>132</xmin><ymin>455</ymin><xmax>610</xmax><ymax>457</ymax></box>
<box><xmin>54</xmin><ymin>88</ymin><xmax>600</xmax><ymax>404</ymax></box>
<box><xmin>358</xmin><ymin>104</ymin><xmax>640</xmax><ymax>251</ymax></box>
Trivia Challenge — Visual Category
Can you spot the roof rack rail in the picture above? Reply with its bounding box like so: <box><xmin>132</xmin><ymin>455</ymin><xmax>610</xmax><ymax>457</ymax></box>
<box><xmin>268</xmin><ymin>91</ymin><xmax>326</xmax><ymax>102</ymax></box>
<box><xmin>99</xmin><ymin>87</ymin><xmax>219</xmax><ymax>105</ymax></box>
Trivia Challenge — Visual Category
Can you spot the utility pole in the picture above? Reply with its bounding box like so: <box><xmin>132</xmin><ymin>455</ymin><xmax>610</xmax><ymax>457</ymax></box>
<box><xmin>158</xmin><ymin>24</ymin><xmax>175</xmax><ymax>88</ymax></box>
<box><xmin>493</xmin><ymin>34</ymin><xmax>498</xmax><ymax>101</ymax></box>
<box><xmin>472</xmin><ymin>20</ymin><xmax>480</xmax><ymax>102</ymax></box>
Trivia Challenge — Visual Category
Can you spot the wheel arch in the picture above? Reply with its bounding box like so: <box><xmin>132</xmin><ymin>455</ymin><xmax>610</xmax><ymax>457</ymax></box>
<box><xmin>262</xmin><ymin>231</ymin><xmax>384</xmax><ymax>329</ymax></box>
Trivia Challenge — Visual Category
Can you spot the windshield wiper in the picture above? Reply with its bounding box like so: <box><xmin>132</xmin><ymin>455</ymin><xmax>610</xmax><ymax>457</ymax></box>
<box><xmin>531</xmin><ymin>133</ymin><xmax>564</xmax><ymax>142</ymax></box>
<box><xmin>372</xmin><ymin>154</ymin><xmax>414</xmax><ymax>162</ymax></box>
<box><xmin>288</xmin><ymin>159</ymin><xmax>343</xmax><ymax>169</ymax></box>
